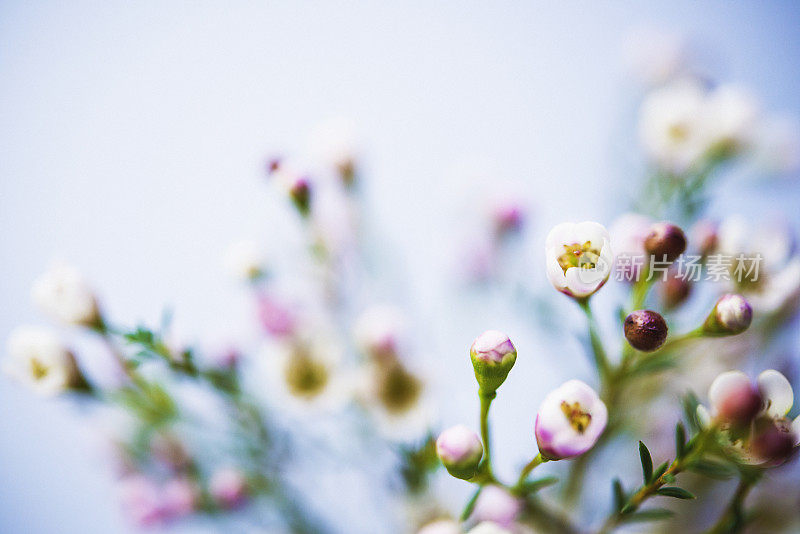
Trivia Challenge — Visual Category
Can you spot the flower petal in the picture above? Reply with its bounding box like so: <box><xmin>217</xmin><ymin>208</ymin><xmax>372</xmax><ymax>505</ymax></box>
<box><xmin>757</xmin><ymin>369</ymin><xmax>794</xmax><ymax>417</ymax></box>
<box><xmin>708</xmin><ymin>370</ymin><xmax>751</xmax><ymax>412</ymax></box>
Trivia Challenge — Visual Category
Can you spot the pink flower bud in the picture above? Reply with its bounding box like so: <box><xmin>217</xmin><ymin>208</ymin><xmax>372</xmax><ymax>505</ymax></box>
<box><xmin>469</xmin><ymin>330</ymin><xmax>517</xmax><ymax>394</ymax></box>
<box><xmin>470</xmin><ymin>485</ymin><xmax>522</xmax><ymax>528</ymax></box>
<box><xmin>535</xmin><ymin>380</ymin><xmax>607</xmax><ymax>460</ymax></box>
<box><xmin>257</xmin><ymin>294</ymin><xmax>296</xmax><ymax>338</ymax></box>
<box><xmin>703</xmin><ymin>294</ymin><xmax>753</xmax><ymax>336</ymax></box>
<box><xmin>209</xmin><ymin>468</ymin><xmax>249</xmax><ymax>509</ymax></box>
<box><xmin>161</xmin><ymin>477</ymin><xmax>198</xmax><ymax>519</ymax></box>
<box><xmin>436</xmin><ymin>425</ymin><xmax>483</xmax><ymax>480</ymax></box>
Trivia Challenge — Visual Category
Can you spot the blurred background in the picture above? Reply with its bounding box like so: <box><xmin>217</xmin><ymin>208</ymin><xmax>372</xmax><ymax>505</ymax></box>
<box><xmin>2</xmin><ymin>2</ymin><xmax>800</xmax><ymax>533</ymax></box>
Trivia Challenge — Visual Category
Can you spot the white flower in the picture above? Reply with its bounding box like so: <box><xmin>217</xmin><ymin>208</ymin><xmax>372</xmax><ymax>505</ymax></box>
<box><xmin>535</xmin><ymin>379</ymin><xmax>607</xmax><ymax>460</ymax></box>
<box><xmin>639</xmin><ymin>81</ymin><xmax>709</xmax><ymax>174</ymax></box>
<box><xmin>753</xmin><ymin>114</ymin><xmax>800</xmax><ymax>175</ymax></box>
<box><xmin>716</xmin><ymin>216</ymin><xmax>800</xmax><ymax>316</ymax></box>
<box><xmin>4</xmin><ymin>326</ymin><xmax>82</xmax><ymax>396</ymax></box>
<box><xmin>260</xmin><ymin>336</ymin><xmax>352</xmax><ymax>415</ymax></box>
<box><xmin>31</xmin><ymin>263</ymin><xmax>100</xmax><ymax>327</ymax></box>
<box><xmin>470</xmin><ymin>485</ymin><xmax>521</xmax><ymax>528</ymax></box>
<box><xmin>223</xmin><ymin>240</ymin><xmax>263</xmax><ymax>281</ymax></box>
<box><xmin>418</xmin><ymin>519</ymin><xmax>462</xmax><ymax>534</ymax></box>
<box><xmin>353</xmin><ymin>305</ymin><xmax>405</xmax><ymax>360</ymax></box>
<box><xmin>545</xmin><ymin>222</ymin><xmax>613</xmax><ymax>298</ymax></box>
<box><xmin>705</xmin><ymin>84</ymin><xmax>760</xmax><ymax>153</ymax></box>
<box><xmin>757</xmin><ymin>369</ymin><xmax>793</xmax><ymax>419</ymax></box>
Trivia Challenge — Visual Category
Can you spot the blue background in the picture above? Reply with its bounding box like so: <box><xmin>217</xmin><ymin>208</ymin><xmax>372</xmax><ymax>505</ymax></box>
<box><xmin>2</xmin><ymin>2</ymin><xmax>800</xmax><ymax>532</ymax></box>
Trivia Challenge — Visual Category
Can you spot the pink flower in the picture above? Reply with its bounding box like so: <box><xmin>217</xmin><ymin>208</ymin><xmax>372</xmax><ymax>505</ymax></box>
<box><xmin>257</xmin><ymin>294</ymin><xmax>296</xmax><ymax>338</ymax></box>
<box><xmin>470</xmin><ymin>485</ymin><xmax>522</xmax><ymax>528</ymax></box>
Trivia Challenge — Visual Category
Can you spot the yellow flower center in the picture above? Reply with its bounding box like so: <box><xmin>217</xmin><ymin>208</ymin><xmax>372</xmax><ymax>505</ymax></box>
<box><xmin>668</xmin><ymin>123</ymin><xmax>690</xmax><ymax>143</ymax></box>
<box><xmin>29</xmin><ymin>358</ymin><xmax>50</xmax><ymax>380</ymax></box>
<box><xmin>557</xmin><ymin>241</ymin><xmax>601</xmax><ymax>274</ymax></box>
<box><xmin>284</xmin><ymin>350</ymin><xmax>330</xmax><ymax>399</ymax></box>
<box><xmin>561</xmin><ymin>401</ymin><xmax>592</xmax><ymax>433</ymax></box>
<box><xmin>376</xmin><ymin>362</ymin><xmax>422</xmax><ymax>415</ymax></box>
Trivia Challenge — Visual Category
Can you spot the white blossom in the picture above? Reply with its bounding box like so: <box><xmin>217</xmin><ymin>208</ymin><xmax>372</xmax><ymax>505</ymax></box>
<box><xmin>4</xmin><ymin>326</ymin><xmax>82</xmax><ymax>396</ymax></box>
<box><xmin>535</xmin><ymin>379</ymin><xmax>607</xmax><ymax>460</ymax></box>
<box><xmin>31</xmin><ymin>263</ymin><xmax>100</xmax><ymax>327</ymax></box>
<box><xmin>545</xmin><ymin>222</ymin><xmax>613</xmax><ymax>298</ymax></box>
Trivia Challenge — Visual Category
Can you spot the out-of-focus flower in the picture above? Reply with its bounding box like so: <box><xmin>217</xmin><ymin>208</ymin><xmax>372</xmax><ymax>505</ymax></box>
<box><xmin>535</xmin><ymin>379</ymin><xmax>607</xmax><ymax>460</ymax></box>
<box><xmin>545</xmin><ymin>222</ymin><xmax>613</xmax><ymax>299</ymax></box>
<box><xmin>610</xmin><ymin>212</ymin><xmax>652</xmax><ymax>281</ymax></box>
<box><xmin>354</xmin><ymin>305</ymin><xmax>405</xmax><ymax>361</ymax></box>
<box><xmin>691</xmin><ymin>219</ymin><xmax>719</xmax><ymax>257</ymax></box>
<box><xmin>308</xmin><ymin>117</ymin><xmax>358</xmax><ymax>187</ymax></box>
<box><xmin>468</xmin><ymin>522</ymin><xmax>513</xmax><ymax>534</ymax></box>
<box><xmin>150</xmin><ymin>434</ymin><xmax>191</xmax><ymax>471</ymax></box>
<box><xmin>644</xmin><ymin>221</ymin><xmax>687</xmax><ymax>263</ymax></box>
<box><xmin>660</xmin><ymin>268</ymin><xmax>692</xmax><ymax>309</ymax></box>
<box><xmin>264</xmin><ymin>337</ymin><xmax>351</xmax><ymax>414</ymax></box>
<box><xmin>753</xmin><ymin>114</ymin><xmax>800</xmax><ymax>175</ymax></box>
<box><xmin>639</xmin><ymin>81</ymin><xmax>709</xmax><ymax>174</ymax></box>
<box><xmin>470</xmin><ymin>485</ymin><xmax>521</xmax><ymax>528</ymax></box>
<box><xmin>490</xmin><ymin>197</ymin><xmax>526</xmax><ymax>238</ymax></box>
<box><xmin>623</xmin><ymin>27</ymin><xmax>686</xmax><ymax>86</ymax></box>
<box><xmin>4</xmin><ymin>326</ymin><xmax>86</xmax><ymax>396</ymax></box>
<box><xmin>418</xmin><ymin>519</ymin><xmax>462</xmax><ymax>534</ymax></box>
<box><xmin>702</xmin><ymin>294</ymin><xmax>753</xmax><ymax>336</ymax></box>
<box><xmin>705</xmin><ymin>84</ymin><xmax>760</xmax><ymax>156</ymax></box>
<box><xmin>272</xmin><ymin>166</ymin><xmax>312</xmax><ymax>216</ymax></box>
<box><xmin>119</xmin><ymin>475</ymin><xmax>164</xmax><ymax>527</ymax></box>
<box><xmin>469</xmin><ymin>330</ymin><xmax>517</xmax><ymax>394</ymax></box>
<box><xmin>209</xmin><ymin>468</ymin><xmax>249</xmax><ymax>509</ymax></box>
<box><xmin>360</xmin><ymin>359</ymin><xmax>431</xmax><ymax>442</ymax></box>
<box><xmin>32</xmin><ymin>263</ymin><xmax>101</xmax><ymax>328</ymax></box>
<box><xmin>223</xmin><ymin>240</ymin><xmax>264</xmax><ymax>281</ymax></box>
<box><xmin>436</xmin><ymin>424</ymin><xmax>483</xmax><ymax>480</ymax></box>
<box><xmin>624</xmin><ymin>310</ymin><xmax>668</xmax><ymax>352</ymax></box>
<box><xmin>257</xmin><ymin>294</ymin><xmax>296</xmax><ymax>338</ymax></box>
<box><xmin>717</xmin><ymin>216</ymin><xmax>800</xmax><ymax>316</ymax></box>
<box><xmin>161</xmin><ymin>477</ymin><xmax>199</xmax><ymax>519</ymax></box>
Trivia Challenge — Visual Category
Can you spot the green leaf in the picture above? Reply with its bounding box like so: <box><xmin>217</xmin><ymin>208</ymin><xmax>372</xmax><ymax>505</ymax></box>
<box><xmin>621</xmin><ymin>508</ymin><xmax>674</xmax><ymax>523</ymax></box>
<box><xmin>675</xmin><ymin>422</ymin><xmax>686</xmax><ymax>457</ymax></box>
<box><xmin>639</xmin><ymin>441</ymin><xmax>653</xmax><ymax>483</ymax></box>
<box><xmin>657</xmin><ymin>486</ymin><xmax>695</xmax><ymax>499</ymax></box>
<box><xmin>682</xmin><ymin>391</ymin><xmax>701</xmax><ymax>431</ymax></box>
<box><xmin>612</xmin><ymin>478</ymin><xmax>625</xmax><ymax>512</ymax></box>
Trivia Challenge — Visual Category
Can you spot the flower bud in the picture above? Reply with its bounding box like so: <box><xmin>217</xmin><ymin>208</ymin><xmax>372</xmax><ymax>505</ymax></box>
<box><xmin>289</xmin><ymin>177</ymin><xmax>311</xmax><ymax>216</ymax></box>
<box><xmin>660</xmin><ymin>270</ymin><xmax>692</xmax><ymax>309</ymax></box>
<box><xmin>436</xmin><ymin>425</ymin><xmax>483</xmax><ymax>480</ymax></box>
<box><xmin>703</xmin><ymin>294</ymin><xmax>753</xmax><ymax>336</ymax></box>
<box><xmin>209</xmin><ymin>468</ymin><xmax>249</xmax><ymax>509</ymax></box>
<box><xmin>708</xmin><ymin>371</ymin><xmax>763</xmax><ymax>426</ymax></box>
<box><xmin>691</xmin><ymin>219</ymin><xmax>718</xmax><ymax>257</ymax></box>
<box><xmin>624</xmin><ymin>310</ymin><xmax>668</xmax><ymax>352</ymax></box>
<box><xmin>644</xmin><ymin>221</ymin><xmax>686</xmax><ymax>263</ymax></box>
<box><xmin>469</xmin><ymin>330</ymin><xmax>517</xmax><ymax>394</ymax></box>
<box><xmin>535</xmin><ymin>380</ymin><xmax>607</xmax><ymax>460</ymax></box>
<box><xmin>470</xmin><ymin>485</ymin><xmax>521</xmax><ymax>528</ymax></box>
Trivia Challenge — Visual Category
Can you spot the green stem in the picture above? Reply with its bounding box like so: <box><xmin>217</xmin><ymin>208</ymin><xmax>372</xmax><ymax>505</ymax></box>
<box><xmin>478</xmin><ymin>389</ymin><xmax>497</xmax><ymax>479</ymax></box>
<box><xmin>577</xmin><ymin>298</ymin><xmax>611</xmax><ymax>382</ymax></box>
<box><xmin>705</xmin><ymin>477</ymin><xmax>756</xmax><ymax>534</ymax></box>
<box><xmin>514</xmin><ymin>453</ymin><xmax>545</xmax><ymax>489</ymax></box>
<box><xmin>630</xmin><ymin>264</ymin><xmax>654</xmax><ymax>312</ymax></box>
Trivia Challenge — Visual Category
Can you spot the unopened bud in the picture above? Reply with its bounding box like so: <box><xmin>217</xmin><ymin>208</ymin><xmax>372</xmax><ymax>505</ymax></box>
<box><xmin>644</xmin><ymin>222</ymin><xmax>687</xmax><ymax>263</ymax></box>
<box><xmin>624</xmin><ymin>310</ymin><xmax>668</xmax><ymax>352</ymax></box>
<box><xmin>436</xmin><ymin>425</ymin><xmax>483</xmax><ymax>480</ymax></box>
<box><xmin>289</xmin><ymin>177</ymin><xmax>311</xmax><ymax>216</ymax></box>
<box><xmin>660</xmin><ymin>270</ymin><xmax>692</xmax><ymax>310</ymax></box>
<box><xmin>469</xmin><ymin>330</ymin><xmax>517</xmax><ymax>394</ymax></box>
<box><xmin>703</xmin><ymin>294</ymin><xmax>753</xmax><ymax>336</ymax></box>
